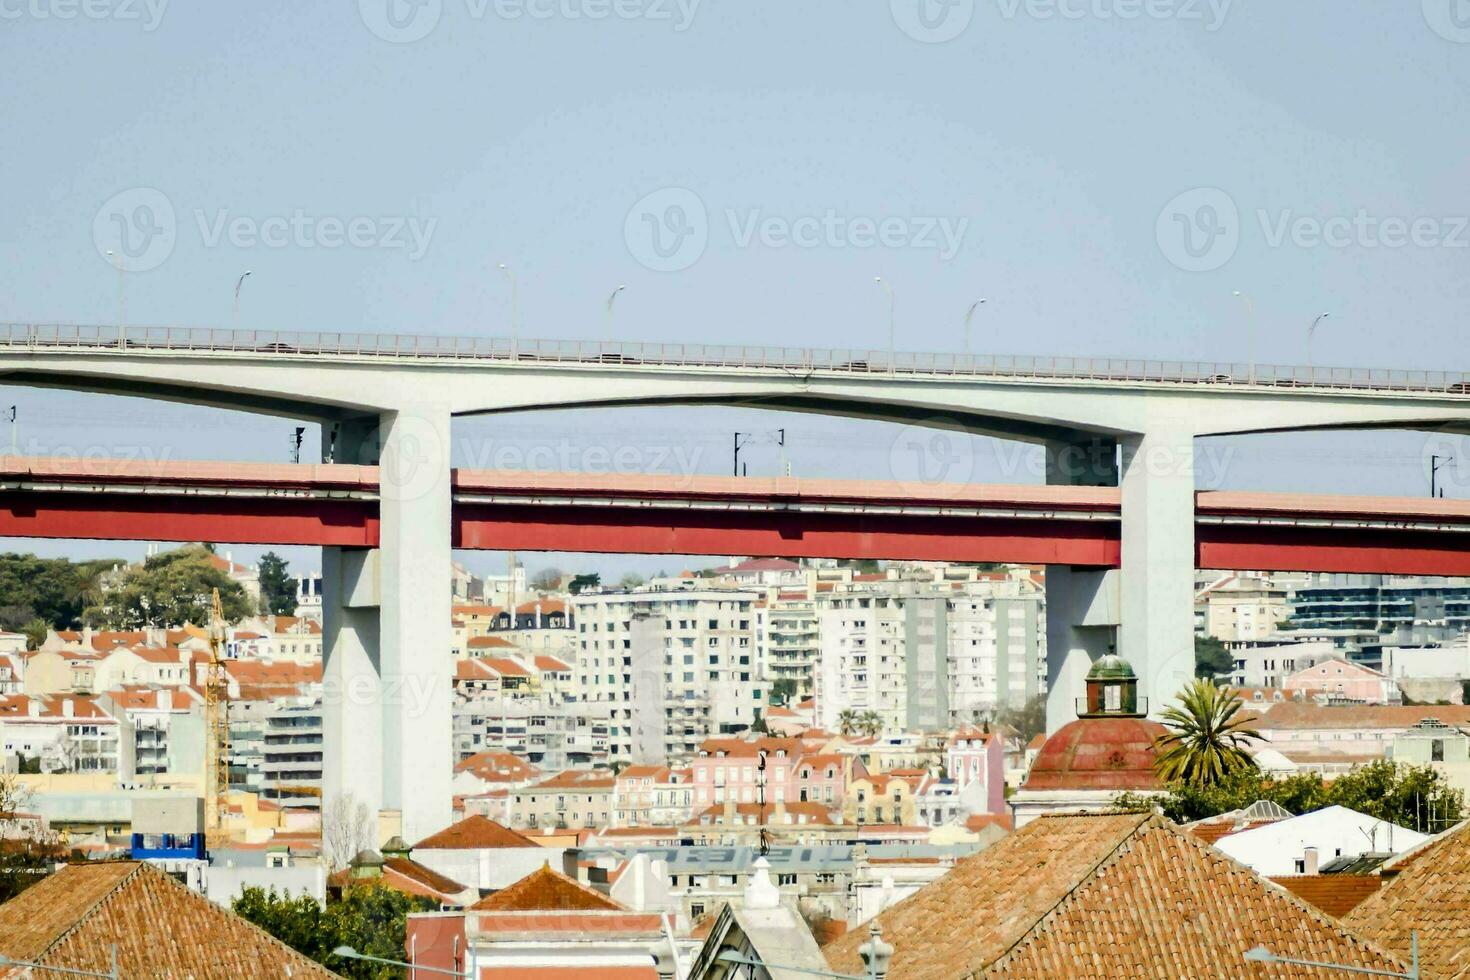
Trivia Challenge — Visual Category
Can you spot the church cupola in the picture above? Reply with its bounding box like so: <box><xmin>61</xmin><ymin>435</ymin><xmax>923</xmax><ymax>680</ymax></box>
<box><xmin>1080</xmin><ymin>649</ymin><xmax>1143</xmax><ymax>718</ymax></box>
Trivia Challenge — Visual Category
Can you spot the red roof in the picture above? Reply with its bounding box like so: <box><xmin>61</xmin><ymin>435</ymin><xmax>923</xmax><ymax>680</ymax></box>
<box><xmin>415</xmin><ymin>815</ymin><xmax>538</xmax><ymax>850</ymax></box>
<box><xmin>1022</xmin><ymin>717</ymin><xmax>1168</xmax><ymax>792</ymax></box>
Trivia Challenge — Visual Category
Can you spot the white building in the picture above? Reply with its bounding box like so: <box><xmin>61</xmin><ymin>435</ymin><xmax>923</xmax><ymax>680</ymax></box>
<box><xmin>1212</xmin><ymin>805</ymin><xmax>1427</xmax><ymax>877</ymax></box>
<box><xmin>1228</xmin><ymin>640</ymin><xmax>1338</xmax><ymax>689</ymax></box>
<box><xmin>572</xmin><ymin>587</ymin><xmax>765</xmax><ymax>765</ymax></box>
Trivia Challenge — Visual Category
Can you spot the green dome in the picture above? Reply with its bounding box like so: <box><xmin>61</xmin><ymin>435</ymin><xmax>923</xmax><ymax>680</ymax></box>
<box><xmin>1087</xmin><ymin>653</ymin><xmax>1136</xmax><ymax>681</ymax></box>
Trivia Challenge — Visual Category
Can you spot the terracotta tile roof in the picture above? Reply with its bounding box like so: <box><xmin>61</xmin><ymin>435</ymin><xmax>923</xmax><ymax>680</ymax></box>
<box><xmin>824</xmin><ymin>812</ymin><xmax>1407</xmax><ymax>979</ymax></box>
<box><xmin>963</xmin><ymin>812</ymin><xmax>1013</xmax><ymax>834</ymax></box>
<box><xmin>455</xmin><ymin>659</ymin><xmax>499</xmax><ymax>681</ymax></box>
<box><xmin>1269</xmin><ymin>874</ymin><xmax>1382</xmax><ymax>918</ymax></box>
<box><xmin>467</xmin><ymin>635</ymin><xmax>516</xmax><ymax>649</ymax></box>
<box><xmin>698</xmin><ymin>736</ymin><xmax>806</xmax><ymax>758</ymax></box>
<box><xmin>329</xmin><ymin>859</ymin><xmax>470</xmax><ymax>903</ymax></box>
<box><xmin>1254</xmin><ymin>703</ymin><xmax>1470</xmax><ymax>730</ymax></box>
<box><xmin>1022</xmin><ymin>717</ymin><xmax>1168</xmax><ymax>791</ymax></box>
<box><xmin>453</xmin><ymin>604</ymin><xmax>504</xmax><ymax>617</ymax></box>
<box><xmin>470</xmin><ymin>864</ymin><xmax>625</xmax><ymax>912</ymax></box>
<box><xmin>617</xmin><ymin>765</ymin><xmax>672</xmax><ymax>780</ymax></box>
<box><xmin>127</xmin><ymin>644</ymin><xmax>186</xmax><ymax>664</ymax></box>
<box><xmin>527</xmin><ymin>770</ymin><xmax>616</xmax><ymax>791</ymax></box>
<box><xmin>482</xmin><ymin>656</ymin><xmax>531</xmax><ymax>677</ymax></box>
<box><xmin>516</xmin><ymin>598</ymin><xmax>567</xmax><ymax>615</ymax></box>
<box><xmin>534</xmin><ymin>655</ymin><xmax>573</xmax><ymax>671</ymax></box>
<box><xmin>89</xmin><ymin>630</ymin><xmax>145</xmax><ymax>651</ymax></box>
<box><xmin>454</xmin><ymin>751</ymin><xmax>540</xmax><ymax>783</ymax></box>
<box><xmin>0</xmin><ymin>861</ymin><xmax>335</xmax><ymax>978</ymax></box>
<box><xmin>1343</xmin><ymin>819</ymin><xmax>1470</xmax><ymax>978</ymax></box>
<box><xmin>415</xmin><ymin>814</ymin><xmax>538</xmax><ymax>850</ymax></box>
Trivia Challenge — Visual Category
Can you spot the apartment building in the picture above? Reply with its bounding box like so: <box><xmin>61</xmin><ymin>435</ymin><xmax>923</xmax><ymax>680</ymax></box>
<box><xmin>0</xmin><ymin>693</ymin><xmax>121</xmax><ymax>773</ymax></box>
<box><xmin>755</xmin><ymin>594</ymin><xmax>821</xmax><ymax>702</ymax></box>
<box><xmin>611</xmin><ymin>765</ymin><xmax>696</xmax><ymax>827</ymax></box>
<box><xmin>511</xmin><ymin>769</ymin><xmax>616</xmax><ymax>830</ymax></box>
<box><xmin>690</xmin><ymin>736</ymin><xmax>849</xmax><ymax>810</ymax></box>
<box><xmin>572</xmin><ymin>587</ymin><xmax>765</xmax><ymax>765</ymax></box>
<box><xmin>816</xmin><ymin>575</ymin><xmax>1044</xmax><ymax>732</ymax></box>
<box><xmin>259</xmin><ymin>699</ymin><xmax>322</xmax><ymax>810</ymax></box>
<box><xmin>1196</xmin><ymin>574</ymin><xmax>1291</xmax><ymax>642</ymax></box>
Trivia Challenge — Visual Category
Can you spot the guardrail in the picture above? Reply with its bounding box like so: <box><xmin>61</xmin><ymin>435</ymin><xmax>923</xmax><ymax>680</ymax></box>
<box><xmin>1</xmin><ymin>322</ymin><xmax>1466</xmax><ymax>396</ymax></box>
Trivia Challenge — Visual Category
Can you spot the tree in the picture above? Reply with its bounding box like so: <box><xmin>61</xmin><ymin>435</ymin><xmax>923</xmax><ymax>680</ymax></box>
<box><xmin>88</xmin><ymin>545</ymin><xmax>252</xmax><ymax>628</ymax></box>
<box><xmin>322</xmin><ymin>793</ymin><xmax>374</xmax><ymax>872</ymax></box>
<box><xmin>257</xmin><ymin>552</ymin><xmax>297</xmax><ymax>616</ymax></box>
<box><xmin>837</xmin><ymin>709</ymin><xmax>859</xmax><ymax>736</ymax></box>
<box><xmin>0</xmin><ymin>774</ymin><xmax>67</xmax><ymax>903</ymax></box>
<box><xmin>0</xmin><ymin>554</ymin><xmax>120</xmax><ymax>634</ymax></box>
<box><xmin>769</xmin><ymin>678</ymin><xmax>798</xmax><ymax>707</ymax></box>
<box><xmin>234</xmin><ymin>884</ymin><xmax>435</xmax><ymax>979</ymax></box>
<box><xmin>1154</xmin><ymin>680</ymin><xmax>1263</xmax><ymax>787</ymax></box>
<box><xmin>997</xmin><ymin>694</ymin><xmax>1048</xmax><ymax>747</ymax></box>
<box><xmin>618</xmin><ymin>572</ymin><xmax>646</xmax><ymax>589</ymax></box>
<box><xmin>857</xmin><ymin>711</ymin><xmax>884</xmax><ymax>738</ymax></box>
<box><xmin>1194</xmin><ymin>636</ymin><xmax>1233</xmax><ymax>680</ymax></box>
<box><xmin>19</xmin><ymin>617</ymin><xmax>48</xmax><ymax>651</ymax></box>
<box><xmin>530</xmin><ymin>567</ymin><xmax>564</xmax><ymax>592</ymax></box>
<box><xmin>567</xmin><ymin>572</ymin><xmax>600</xmax><ymax>594</ymax></box>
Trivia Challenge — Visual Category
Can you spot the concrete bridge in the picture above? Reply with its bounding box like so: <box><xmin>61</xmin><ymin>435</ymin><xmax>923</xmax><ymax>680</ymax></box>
<box><xmin>3</xmin><ymin>322</ymin><xmax>1468</xmax><ymax>841</ymax></box>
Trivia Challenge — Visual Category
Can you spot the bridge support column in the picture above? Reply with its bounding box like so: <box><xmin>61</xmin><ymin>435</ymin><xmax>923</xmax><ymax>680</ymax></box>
<box><xmin>1118</xmin><ymin>430</ymin><xmax>1197</xmax><ymax>712</ymax></box>
<box><xmin>321</xmin><ymin>408</ymin><xmax>453</xmax><ymax>845</ymax></box>
<box><xmin>1044</xmin><ymin>438</ymin><xmax>1120</xmax><ymax>734</ymax></box>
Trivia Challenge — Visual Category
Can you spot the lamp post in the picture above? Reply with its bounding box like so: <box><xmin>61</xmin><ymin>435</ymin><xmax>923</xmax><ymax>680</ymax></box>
<box><xmin>333</xmin><ymin>945</ymin><xmax>472</xmax><ymax>978</ymax></box>
<box><xmin>0</xmin><ymin>944</ymin><xmax>119</xmax><ymax>978</ymax></box>
<box><xmin>1308</xmin><ymin>311</ymin><xmax>1330</xmax><ymax>373</ymax></box>
<box><xmin>1432</xmin><ymin>455</ymin><xmax>1454</xmax><ymax>499</ymax></box>
<box><xmin>716</xmin><ymin>921</ymin><xmax>894</xmax><ymax>979</ymax></box>
<box><xmin>233</xmin><ymin>270</ymin><xmax>253</xmax><ymax>330</ymax></box>
<box><xmin>1233</xmin><ymin>289</ymin><xmax>1256</xmax><ymax>385</ymax></box>
<box><xmin>874</xmin><ymin>277</ymin><xmax>895</xmax><ymax>372</ymax></box>
<box><xmin>605</xmin><ymin>284</ymin><xmax>626</xmax><ymax>344</ymax></box>
<box><xmin>1244</xmin><ymin>932</ymin><xmax>1417</xmax><ymax>978</ymax></box>
<box><xmin>963</xmin><ymin>298</ymin><xmax>986</xmax><ymax>356</ymax></box>
<box><xmin>498</xmin><ymin>263</ymin><xmax>520</xmax><ymax>348</ymax></box>
<box><xmin>104</xmin><ymin>249</ymin><xmax>126</xmax><ymax>340</ymax></box>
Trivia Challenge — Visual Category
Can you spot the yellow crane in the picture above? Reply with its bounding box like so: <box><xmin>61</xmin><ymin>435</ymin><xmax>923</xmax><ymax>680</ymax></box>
<box><xmin>204</xmin><ymin>588</ymin><xmax>230</xmax><ymax>845</ymax></box>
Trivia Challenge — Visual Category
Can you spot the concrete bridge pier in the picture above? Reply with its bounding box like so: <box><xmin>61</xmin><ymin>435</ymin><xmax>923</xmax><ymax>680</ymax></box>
<box><xmin>1044</xmin><ymin>437</ymin><xmax>1121</xmax><ymax>734</ymax></box>
<box><xmin>1042</xmin><ymin>431</ymin><xmax>1196</xmax><ymax>731</ymax></box>
<box><xmin>320</xmin><ymin>407</ymin><xmax>453</xmax><ymax>844</ymax></box>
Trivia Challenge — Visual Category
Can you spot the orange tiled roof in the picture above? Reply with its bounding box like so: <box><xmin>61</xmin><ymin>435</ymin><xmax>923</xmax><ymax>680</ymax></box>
<box><xmin>1343</xmin><ymin>819</ymin><xmax>1470</xmax><ymax>978</ymax></box>
<box><xmin>824</xmin><ymin>812</ymin><xmax>1406</xmax><ymax>979</ymax></box>
<box><xmin>1269</xmin><ymin>874</ymin><xmax>1382</xmax><ymax>918</ymax></box>
<box><xmin>467</xmin><ymin>635</ymin><xmax>516</xmax><ymax>649</ymax></box>
<box><xmin>534</xmin><ymin>655</ymin><xmax>573</xmax><ymax>672</ymax></box>
<box><xmin>516</xmin><ymin>598</ymin><xmax>567</xmax><ymax>615</ymax></box>
<box><xmin>415</xmin><ymin>814</ymin><xmax>538</xmax><ymax>850</ymax></box>
<box><xmin>0</xmin><ymin>861</ymin><xmax>335</xmax><ymax>978</ymax></box>
<box><xmin>470</xmin><ymin>863</ymin><xmax>625</xmax><ymax>912</ymax></box>
<box><xmin>481</xmin><ymin>656</ymin><xmax>531</xmax><ymax>678</ymax></box>
<box><xmin>527</xmin><ymin>770</ymin><xmax>616</xmax><ymax>791</ymax></box>
<box><xmin>1254</xmin><ymin>703</ymin><xmax>1470</xmax><ymax>730</ymax></box>
<box><xmin>454</xmin><ymin>751</ymin><xmax>540</xmax><ymax>783</ymax></box>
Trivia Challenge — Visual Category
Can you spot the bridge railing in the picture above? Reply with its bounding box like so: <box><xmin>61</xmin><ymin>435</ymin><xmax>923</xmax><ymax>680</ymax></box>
<box><xmin>1</xmin><ymin>322</ymin><xmax>1466</xmax><ymax>396</ymax></box>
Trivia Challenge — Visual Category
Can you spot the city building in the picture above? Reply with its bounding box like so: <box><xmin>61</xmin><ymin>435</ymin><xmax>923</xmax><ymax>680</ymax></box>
<box><xmin>1211</xmin><ymin>805</ymin><xmax>1427</xmax><ymax>877</ymax></box>
<box><xmin>259</xmin><ymin>699</ymin><xmax>322</xmax><ymax>810</ymax></box>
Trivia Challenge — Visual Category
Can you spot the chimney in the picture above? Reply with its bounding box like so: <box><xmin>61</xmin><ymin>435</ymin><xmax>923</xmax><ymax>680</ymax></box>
<box><xmin>61</xmin><ymin>698</ymin><xmax>74</xmax><ymax>719</ymax></box>
<box><xmin>1303</xmin><ymin>847</ymin><xmax>1319</xmax><ymax>875</ymax></box>
<box><xmin>158</xmin><ymin>690</ymin><xmax>169</xmax><ymax>711</ymax></box>
<box><xmin>742</xmin><ymin>856</ymin><xmax>781</xmax><ymax>910</ymax></box>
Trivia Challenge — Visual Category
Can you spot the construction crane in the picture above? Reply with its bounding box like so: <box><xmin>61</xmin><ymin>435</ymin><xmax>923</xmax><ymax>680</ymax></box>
<box><xmin>204</xmin><ymin>588</ymin><xmax>230</xmax><ymax>846</ymax></box>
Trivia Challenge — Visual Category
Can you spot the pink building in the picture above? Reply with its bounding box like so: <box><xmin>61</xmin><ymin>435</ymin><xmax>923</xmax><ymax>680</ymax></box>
<box><xmin>690</xmin><ymin>736</ymin><xmax>851</xmax><ymax>809</ymax></box>
<box><xmin>946</xmin><ymin>727</ymin><xmax>1006</xmax><ymax>816</ymax></box>
<box><xmin>1283</xmin><ymin>658</ymin><xmax>1397</xmax><ymax>704</ymax></box>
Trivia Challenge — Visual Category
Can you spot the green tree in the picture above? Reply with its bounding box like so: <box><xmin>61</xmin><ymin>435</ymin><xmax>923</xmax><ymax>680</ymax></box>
<box><xmin>91</xmin><ymin>545</ymin><xmax>251</xmax><ymax>628</ymax></box>
<box><xmin>1326</xmin><ymin>760</ymin><xmax>1464</xmax><ymax>833</ymax></box>
<box><xmin>837</xmin><ymin>709</ymin><xmax>859</xmax><ymax>736</ymax></box>
<box><xmin>567</xmin><ymin>572</ymin><xmax>600</xmax><ymax>594</ymax></box>
<box><xmin>618</xmin><ymin>572</ymin><xmax>646</xmax><ymax>589</ymax></box>
<box><xmin>769</xmin><ymin>678</ymin><xmax>798</xmax><ymax>706</ymax></box>
<box><xmin>234</xmin><ymin>883</ymin><xmax>435</xmax><ymax>979</ymax></box>
<box><xmin>858</xmin><ymin>711</ymin><xmax>884</xmax><ymax>737</ymax></box>
<box><xmin>1194</xmin><ymin>635</ymin><xmax>1234</xmax><ymax>679</ymax></box>
<box><xmin>256</xmin><ymin>551</ymin><xmax>296</xmax><ymax>616</ymax></box>
<box><xmin>1154</xmin><ymin>680</ymin><xmax>1262</xmax><ymax>787</ymax></box>
<box><xmin>0</xmin><ymin>554</ymin><xmax>120</xmax><ymax>634</ymax></box>
<box><xmin>19</xmin><ymin>617</ymin><xmax>48</xmax><ymax>651</ymax></box>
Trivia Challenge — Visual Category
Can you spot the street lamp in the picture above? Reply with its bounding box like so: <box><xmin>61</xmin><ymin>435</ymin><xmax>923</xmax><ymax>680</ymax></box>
<box><xmin>0</xmin><ymin>945</ymin><xmax>119</xmax><ymax>978</ymax></box>
<box><xmin>605</xmin><ymin>284</ymin><xmax>626</xmax><ymax>344</ymax></box>
<box><xmin>498</xmin><ymin>263</ymin><xmax>520</xmax><ymax>347</ymax></box>
<box><xmin>1308</xmin><ymin>311</ymin><xmax>1330</xmax><ymax>372</ymax></box>
<box><xmin>874</xmin><ymin>276</ymin><xmax>895</xmax><ymax>371</ymax></box>
<box><xmin>716</xmin><ymin>921</ymin><xmax>894</xmax><ymax>979</ymax></box>
<box><xmin>332</xmin><ymin>945</ymin><xmax>472</xmax><ymax>978</ymax></box>
<box><xmin>963</xmin><ymin>298</ymin><xmax>986</xmax><ymax>355</ymax></box>
<box><xmin>104</xmin><ymin>249</ymin><xmax>126</xmax><ymax>335</ymax></box>
<box><xmin>1243</xmin><ymin>931</ymin><xmax>1418</xmax><ymax>979</ymax></box>
<box><xmin>233</xmin><ymin>270</ymin><xmax>253</xmax><ymax>329</ymax></box>
<box><xmin>1233</xmin><ymin>289</ymin><xmax>1256</xmax><ymax>384</ymax></box>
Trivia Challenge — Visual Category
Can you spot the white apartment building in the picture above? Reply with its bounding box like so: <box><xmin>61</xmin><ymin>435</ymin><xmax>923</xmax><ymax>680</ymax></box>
<box><xmin>755</xmin><ymin>596</ymin><xmax>821</xmax><ymax>702</ymax></box>
<box><xmin>572</xmin><ymin>587</ymin><xmax>765</xmax><ymax>765</ymax></box>
<box><xmin>1196</xmin><ymin>574</ymin><xmax>1291</xmax><ymax>642</ymax></box>
<box><xmin>1228</xmin><ymin>640</ymin><xmax>1338</xmax><ymax>689</ymax></box>
<box><xmin>816</xmin><ymin>576</ymin><xmax>1045</xmax><ymax>732</ymax></box>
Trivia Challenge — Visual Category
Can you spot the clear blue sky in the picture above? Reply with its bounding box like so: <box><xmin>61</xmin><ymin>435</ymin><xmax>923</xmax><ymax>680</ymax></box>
<box><xmin>2</xmin><ymin>1</ymin><xmax>1468</xmax><ymax>578</ymax></box>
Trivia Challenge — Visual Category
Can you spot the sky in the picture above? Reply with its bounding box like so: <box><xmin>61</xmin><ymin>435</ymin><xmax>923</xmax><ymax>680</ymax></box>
<box><xmin>2</xmin><ymin>1</ymin><xmax>1469</xmax><ymax>579</ymax></box>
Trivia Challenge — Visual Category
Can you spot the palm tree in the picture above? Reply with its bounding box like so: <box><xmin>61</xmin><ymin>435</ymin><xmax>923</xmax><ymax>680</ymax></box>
<box><xmin>1154</xmin><ymin>679</ymin><xmax>1263</xmax><ymax>787</ymax></box>
<box><xmin>858</xmin><ymin>711</ymin><xmax>884</xmax><ymax>738</ymax></box>
<box><xmin>837</xmin><ymin>709</ymin><xmax>859</xmax><ymax>737</ymax></box>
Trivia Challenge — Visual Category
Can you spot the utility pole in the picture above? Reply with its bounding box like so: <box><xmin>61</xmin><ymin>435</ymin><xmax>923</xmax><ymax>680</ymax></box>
<box><xmin>1432</xmin><ymin>455</ymin><xmax>1453</xmax><ymax>498</ymax></box>
<box><xmin>233</xmin><ymin>271</ymin><xmax>252</xmax><ymax>330</ymax></box>
<box><xmin>288</xmin><ymin>426</ymin><xmax>305</xmax><ymax>463</ymax></box>
<box><xmin>6</xmin><ymin>405</ymin><xmax>15</xmax><ymax>457</ymax></box>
